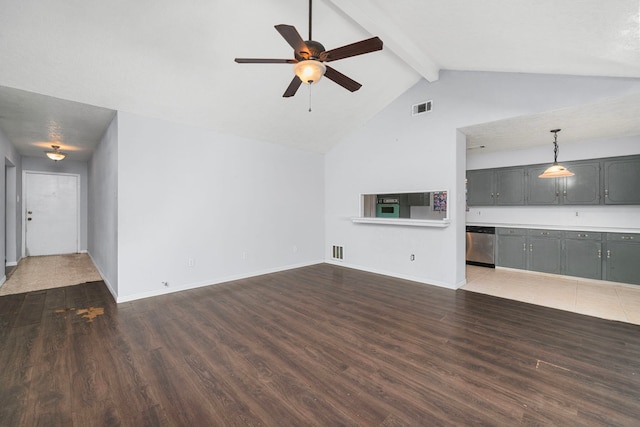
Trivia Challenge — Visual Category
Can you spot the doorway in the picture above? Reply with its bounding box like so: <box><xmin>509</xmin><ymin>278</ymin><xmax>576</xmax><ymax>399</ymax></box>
<box><xmin>23</xmin><ymin>171</ymin><xmax>80</xmax><ymax>257</ymax></box>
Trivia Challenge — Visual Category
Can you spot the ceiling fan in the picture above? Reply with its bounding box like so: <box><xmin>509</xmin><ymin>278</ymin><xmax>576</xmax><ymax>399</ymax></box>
<box><xmin>234</xmin><ymin>0</ymin><xmax>383</xmax><ymax>98</ymax></box>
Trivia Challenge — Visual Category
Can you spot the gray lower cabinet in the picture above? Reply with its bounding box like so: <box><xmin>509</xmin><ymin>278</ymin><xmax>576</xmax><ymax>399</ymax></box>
<box><xmin>604</xmin><ymin>157</ymin><xmax>640</xmax><ymax>204</ymax></box>
<box><xmin>563</xmin><ymin>231</ymin><xmax>602</xmax><ymax>280</ymax></box>
<box><xmin>527</xmin><ymin>229</ymin><xmax>563</xmax><ymax>274</ymax></box>
<box><xmin>496</xmin><ymin>228</ymin><xmax>639</xmax><ymax>285</ymax></box>
<box><xmin>605</xmin><ymin>233</ymin><xmax>640</xmax><ymax>285</ymax></box>
<box><xmin>496</xmin><ymin>228</ymin><xmax>527</xmax><ymax>269</ymax></box>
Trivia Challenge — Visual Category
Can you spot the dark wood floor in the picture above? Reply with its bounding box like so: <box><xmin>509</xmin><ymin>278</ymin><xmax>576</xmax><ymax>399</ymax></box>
<box><xmin>1</xmin><ymin>264</ymin><xmax>639</xmax><ymax>426</ymax></box>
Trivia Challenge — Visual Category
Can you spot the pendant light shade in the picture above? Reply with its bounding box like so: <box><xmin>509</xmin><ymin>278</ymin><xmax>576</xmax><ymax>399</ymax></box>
<box><xmin>539</xmin><ymin>129</ymin><xmax>573</xmax><ymax>178</ymax></box>
<box><xmin>46</xmin><ymin>145</ymin><xmax>66</xmax><ymax>161</ymax></box>
<box><xmin>294</xmin><ymin>60</ymin><xmax>326</xmax><ymax>84</ymax></box>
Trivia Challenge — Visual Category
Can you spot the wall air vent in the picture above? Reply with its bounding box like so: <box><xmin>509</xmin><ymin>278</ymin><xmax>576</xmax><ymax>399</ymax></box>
<box><xmin>412</xmin><ymin>100</ymin><xmax>433</xmax><ymax>116</ymax></box>
<box><xmin>332</xmin><ymin>245</ymin><xmax>344</xmax><ymax>260</ymax></box>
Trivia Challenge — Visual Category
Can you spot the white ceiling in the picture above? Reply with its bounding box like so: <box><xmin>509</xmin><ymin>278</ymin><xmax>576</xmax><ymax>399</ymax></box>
<box><xmin>0</xmin><ymin>0</ymin><xmax>639</xmax><ymax>161</ymax></box>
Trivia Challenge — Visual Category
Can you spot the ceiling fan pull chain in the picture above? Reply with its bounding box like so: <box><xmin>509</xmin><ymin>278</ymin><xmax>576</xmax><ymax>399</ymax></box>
<box><xmin>308</xmin><ymin>84</ymin><xmax>312</xmax><ymax>112</ymax></box>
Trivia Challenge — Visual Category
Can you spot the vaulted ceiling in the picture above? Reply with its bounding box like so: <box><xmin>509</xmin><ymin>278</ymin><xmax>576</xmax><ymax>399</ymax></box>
<box><xmin>0</xmin><ymin>0</ymin><xmax>639</xmax><ymax>160</ymax></box>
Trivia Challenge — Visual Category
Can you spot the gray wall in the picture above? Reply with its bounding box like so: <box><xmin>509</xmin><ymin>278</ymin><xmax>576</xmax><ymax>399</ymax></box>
<box><xmin>88</xmin><ymin>113</ymin><xmax>118</xmax><ymax>296</ymax></box>
<box><xmin>0</xmin><ymin>126</ymin><xmax>21</xmax><ymax>280</ymax></box>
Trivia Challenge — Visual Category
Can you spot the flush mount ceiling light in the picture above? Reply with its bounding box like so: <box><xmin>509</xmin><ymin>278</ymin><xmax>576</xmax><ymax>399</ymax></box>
<box><xmin>45</xmin><ymin>145</ymin><xmax>66</xmax><ymax>161</ymax></box>
<box><xmin>538</xmin><ymin>129</ymin><xmax>574</xmax><ymax>178</ymax></box>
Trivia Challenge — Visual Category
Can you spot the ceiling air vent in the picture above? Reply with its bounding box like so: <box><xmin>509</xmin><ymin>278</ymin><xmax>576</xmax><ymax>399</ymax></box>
<box><xmin>412</xmin><ymin>100</ymin><xmax>432</xmax><ymax>116</ymax></box>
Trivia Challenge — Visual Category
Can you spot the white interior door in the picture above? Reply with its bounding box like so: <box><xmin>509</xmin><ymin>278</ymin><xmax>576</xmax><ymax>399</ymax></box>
<box><xmin>25</xmin><ymin>172</ymin><xmax>79</xmax><ymax>256</ymax></box>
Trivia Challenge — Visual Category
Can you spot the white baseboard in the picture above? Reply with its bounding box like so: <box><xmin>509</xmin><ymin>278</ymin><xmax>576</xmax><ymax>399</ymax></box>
<box><xmin>86</xmin><ymin>252</ymin><xmax>118</xmax><ymax>302</ymax></box>
<box><xmin>116</xmin><ymin>259</ymin><xmax>325</xmax><ymax>303</ymax></box>
<box><xmin>325</xmin><ymin>259</ymin><xmax>460</xmax><ymax>290</ymax></box>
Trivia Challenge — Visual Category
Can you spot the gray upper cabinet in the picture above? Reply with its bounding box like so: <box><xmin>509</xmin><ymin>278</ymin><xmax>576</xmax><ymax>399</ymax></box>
<box><xmin>526</xmin><ymin>165</ymin><xmax>559</xmax><ymax>205</ymax></box>
<box><xmin>604</xmin><ymin>156</ymin><xmax>640</xmax><ymax>204</ymax></box>
<box><xmin>467</xmin><ymin>169</ymin><xmax>495</xmax><ymax>206</ymax></box>
<box><xmin>468</xmin><ymin>154</ymin><xmax>639</xmax><ymax>207</ymax></box>
<box><xmin>562</xmin><ymin>161</ymin><xmax>600</xmax><ymax>205</ymax></box>
<box><xmin>495</xmin><ymin>168</ymin><xmax>525</xmax><ymax>205</ymax></box>
<box><xmin>407</xmin><ymin>192</ymin><xmax>430</xmax><ymax>206</ymax></box>
<box><xmin>525</xmin><ymin>161</ymin><xmax>600</xmax><ymax>205</ymax></box>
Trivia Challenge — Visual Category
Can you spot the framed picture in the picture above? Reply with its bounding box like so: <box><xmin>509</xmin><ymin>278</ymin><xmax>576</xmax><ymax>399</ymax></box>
<box><xmin>432</xmin><ymin>191</ymin><xmax>447</xmax><ymax>211</ymax></box>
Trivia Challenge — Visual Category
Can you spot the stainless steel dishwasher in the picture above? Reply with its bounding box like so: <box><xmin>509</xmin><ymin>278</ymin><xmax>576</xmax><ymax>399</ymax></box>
<box><xmin>466</xmin><ymin>226</ymin><xmax>496</xmax><ymax>268</ymax></box>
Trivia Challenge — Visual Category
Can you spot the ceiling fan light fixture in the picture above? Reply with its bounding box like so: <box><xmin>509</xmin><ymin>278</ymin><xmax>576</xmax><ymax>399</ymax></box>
<box><xmin>538</xmin><ymin>129</ymin><xmax>573</xmax><ymax>178</ymax></box>
<box><xmin>46</xmin><ymin>145</ymin><xmax>66</xmax><ymax>161</ymax></box>
<box><xmin>294</xmin><ymin>60</ymin><xmax>326</xmax><ymax>84</ymax></box>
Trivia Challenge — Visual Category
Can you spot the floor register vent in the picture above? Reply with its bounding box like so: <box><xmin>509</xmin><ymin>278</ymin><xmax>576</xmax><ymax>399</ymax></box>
<box><xmin>412</xmin><ymin>100</ymin><xmax>433</xmax><ymax>116</ymax></box>
<box><xmin>332</xmin><ymin>245</ymin><xmax>344</xmax><ymax>260</ymax></box>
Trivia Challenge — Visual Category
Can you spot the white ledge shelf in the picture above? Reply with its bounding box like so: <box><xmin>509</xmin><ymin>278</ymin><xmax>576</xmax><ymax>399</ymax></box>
<box><xmin>351</xmin><ymin>217</ymin><xmax>450</xmax><ymax>227</ymax></box>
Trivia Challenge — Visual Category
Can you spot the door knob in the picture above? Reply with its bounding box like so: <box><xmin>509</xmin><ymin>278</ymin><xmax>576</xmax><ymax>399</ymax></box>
<box><xmin>27</xmin><ymin>218</ymin><xmax>32</xmax><ymax>221</ymax></box>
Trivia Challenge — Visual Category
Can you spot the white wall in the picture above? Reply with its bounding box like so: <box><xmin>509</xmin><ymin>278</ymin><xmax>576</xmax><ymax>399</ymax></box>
<box><xmin>0</xmin><ymin>126</ymin><xmax>21</xmax><ymax>283</ymax></box>
<box><xmin>88</xmin><ymin>114</ymin><xmax>119</xmax><ymax>296</ymax></box>
<box><xmin>22</xmin><ymin>156</ymin><xmax>89</xmax><ymax>252</ymax></box>
<box><xmin>466</xmin><ymin>135</ymin><xmax>640</xmax><ymax>230</ymax></box>
<box><xmin>325</xmin><ymin>71</ymin><xmax>640</xmax><ymax>289</ymax></box>
<box><xmin>115</xmin><ymin>112</ymin><xmax>325</xmax><ymax>302</ymax></box>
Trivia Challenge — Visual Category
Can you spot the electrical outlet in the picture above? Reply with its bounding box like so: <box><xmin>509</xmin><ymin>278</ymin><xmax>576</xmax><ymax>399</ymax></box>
<box><xmin>410</xmin><ymin>254</ymin><xmax>415</xmax><ymax>261</ymax></box>
<box><xmin>162</xmin><ymin>281</ymin><xmax>169</xmax><ymax>287</ymax></box>
<box><xmin>188</xmin><ymin>258</ymin><xmax>195</xmax><ymax>267</ymax></box>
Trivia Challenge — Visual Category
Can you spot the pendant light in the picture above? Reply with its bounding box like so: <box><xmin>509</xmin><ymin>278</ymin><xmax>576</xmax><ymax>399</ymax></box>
<box><xmin>45</xmin><ymin>145</ymin><xmax>66</xmax><ymax>161</ymax></box>
<box><xmin>538</xmin><ymin>129</ymin><xmax>573</xmax><ymax>178</ymax></box>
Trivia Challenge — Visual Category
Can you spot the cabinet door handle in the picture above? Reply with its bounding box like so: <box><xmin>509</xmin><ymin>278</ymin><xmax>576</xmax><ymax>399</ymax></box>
<box><xmin>529</xmin><ymin>244</ymin><xmax>533</xmax><ymax>252</ymax></box>
<box><xmin>541</xmin><ymin>231</ymin><xmax>549</xmax><ymax>235</ymax></box>
<box><xmin>605</xmin><ymin>189</ymin><xmax>609</xmax><ymax>198</ymax></box>
<box><xmin>578</xmin><ymin>233</ymin><xmax>588</xmax><ymax>238</ymax></box>
<box><xmin>607</xmin><ymin>249</ymin><xmax>611</xmax><ymax>259</ymax></box>
<box><xmin>523</xmin><ymin>243</ymin><xmax>526</xmax><ymax>251</ymax></box>
<box><xmin>621</xmin><ymin>236</ymin><xmax>634</xmax><ymax>240</ymax></box>
<box><xmin>490</xmin><ymin>193</ymin><xmax>494</xmax><ymax>199</ymax></box>
<box><xmin>597</xmin><ymin>249</ymin><xmax>601</xmax><ymax>259</ymax></box>
<box><xmin>496</xmin><ymin>192</ymin><xmax>500</xmax><ymax>198</ymax></box>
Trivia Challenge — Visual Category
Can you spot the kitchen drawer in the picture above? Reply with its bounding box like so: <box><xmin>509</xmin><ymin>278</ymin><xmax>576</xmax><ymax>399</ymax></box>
<box><xmin>527</xmin><ymin>229</ymin><xmax>563</xmax><ymax>238</ymax></box>
<box><xmin>497</xmin><ymin>227</ymin><xmax>526</xmax><ymax>235</ymax></box>
<box><xmin>564</xmin><ymin>231</ymin><xmax>602</xmax><ymax>241</ymax></box>
<box><xmin>606</xmin><ymin>233</ymin><xmax>640</xmax><ymax>242</ymax></box>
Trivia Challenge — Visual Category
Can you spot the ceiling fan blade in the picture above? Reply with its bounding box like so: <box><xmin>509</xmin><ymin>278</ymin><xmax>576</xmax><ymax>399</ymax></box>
<box><xmin>320</xmin><ymin>37</ymin><xmax>383</xmax><ymax>62</ymax></box>
<box><xmin>235</xmin><ymin>58</ymin><xmax>297</xmax><ymax>64</ymax></box>
<box><xmin>275</xmin><ymin>24</ymin><xmax>309</xmax><ymax>58</ymax></box>
<box><xmin>324</xmin><ymin>66</ymin><xmax>362</xmax><ymax>92</ymax></box>
<box><xmin>283</xmin><ymin>76</ymin><xmax>303</xmax><ymax>97</ymax></box>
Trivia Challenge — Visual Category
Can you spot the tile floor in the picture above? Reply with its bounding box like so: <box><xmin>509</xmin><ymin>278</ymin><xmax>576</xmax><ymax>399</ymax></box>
<box><xmin>463</xmin><ymin>265</ymin><xmax>640</xmax><ymax>325</ymax></box>
<box><xmin>0</xmin><ymin>254</ymin><xmax>102</xmax><ymax>296</ymax></box>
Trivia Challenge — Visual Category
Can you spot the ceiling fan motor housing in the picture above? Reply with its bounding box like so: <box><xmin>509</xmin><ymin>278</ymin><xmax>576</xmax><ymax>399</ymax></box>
<box><xmin>297</xmin><ymin>40</ymin><xmax>326</xmax><ymax>61</ymax></box>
